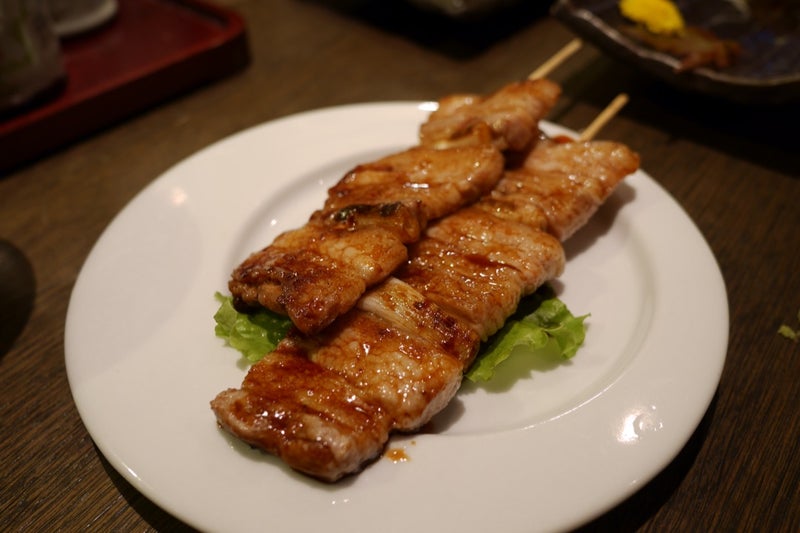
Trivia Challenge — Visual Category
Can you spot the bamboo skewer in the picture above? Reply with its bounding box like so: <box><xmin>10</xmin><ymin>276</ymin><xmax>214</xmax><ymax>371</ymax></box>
<box><xmin>525</xmin><ymin>37</ymin><xmax>628</xmax><ymax>141</ymax></box>
<box><xmin>528</xmin><ymin>38</ymin><xmax>583</xmax><ymax>79</ymax></box>
<box><xmin>578</xmin><ymin>93</ymin><xmax>629</xmax><ymax>141</ymax></box>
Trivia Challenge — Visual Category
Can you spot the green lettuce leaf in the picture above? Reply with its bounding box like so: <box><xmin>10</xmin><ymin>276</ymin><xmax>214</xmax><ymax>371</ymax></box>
<box><xmin>213</xmin><ymin>285</ymin><xmax>588</xmax><ymax>380</ymax></box>
<box><xmin>213</xmin><ymin>292</ymin><xmax>292</xmax><ymax>362</ymax></box>
<box><xmin>465</xmin><ymin>285</ymin><xmax>589</xmax><ymax>382</ymax></box>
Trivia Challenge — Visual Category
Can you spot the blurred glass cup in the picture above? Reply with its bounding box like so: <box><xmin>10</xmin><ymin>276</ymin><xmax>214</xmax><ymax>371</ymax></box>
<box><xmin>48</xmin><ymin>0</ymin><xmax>117</xmax><ymax>37</ymax></box>
<box><xmin>0</xmin><ymin>0</ymin><xmax>66</xmax><ymax>114</ymax></box>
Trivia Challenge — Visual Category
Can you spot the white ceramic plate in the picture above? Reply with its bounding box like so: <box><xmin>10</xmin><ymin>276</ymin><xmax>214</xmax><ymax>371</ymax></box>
<box><xmin>65</xmin><ymin>103</ymin><xmax>728</xmax><ymax>533</ymax></box>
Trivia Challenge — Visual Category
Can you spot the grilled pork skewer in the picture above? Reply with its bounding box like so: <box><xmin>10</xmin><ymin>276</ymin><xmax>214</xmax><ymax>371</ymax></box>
<box><xmin>229</xmin><ymin>78</ymin><xmax>561</xmax><ymax>335</ymax></box>
<box><xmin>211</xmin><ymin>135</ymin><xmax>640</xmax><ymax>482</ymax></box>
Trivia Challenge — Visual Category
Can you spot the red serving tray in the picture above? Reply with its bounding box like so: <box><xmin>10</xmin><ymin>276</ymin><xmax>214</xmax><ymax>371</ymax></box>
<box><xmin>0</xmin><ymin>0</ymin><xmax>250</xmax><ymax>174</ymax></box>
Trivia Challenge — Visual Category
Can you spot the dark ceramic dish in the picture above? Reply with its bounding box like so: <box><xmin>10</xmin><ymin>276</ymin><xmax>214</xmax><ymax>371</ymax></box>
<box><xmin>551</xmin><ymin>0</ymin><xmax>800</xmax><ymax>104</ymax></box>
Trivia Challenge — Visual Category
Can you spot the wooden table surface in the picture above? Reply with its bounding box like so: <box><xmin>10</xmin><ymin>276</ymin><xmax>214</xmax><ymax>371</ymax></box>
<box><xmin>2</xmin><ymin>1</ymin><xmax>798</xmax><ymax>531</ymax></box>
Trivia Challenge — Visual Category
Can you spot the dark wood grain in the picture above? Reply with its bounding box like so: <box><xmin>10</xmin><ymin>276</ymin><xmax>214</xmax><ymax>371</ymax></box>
<box><xmin>1</xmin><ymin>1</ymin><xmax>798</xmax><ymax>531</ymax></box>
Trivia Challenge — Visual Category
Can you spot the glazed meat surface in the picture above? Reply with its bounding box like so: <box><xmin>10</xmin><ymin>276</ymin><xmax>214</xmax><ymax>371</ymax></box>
<box><xmin>419</xmin><ymin>78</ymin><xmax>561</xmax><ymax>152</ymax></box>
<box><xmin>229</xmin><ymin>79</ymin><xmax>562</xmax><ymax>336</ymax></box>
<box><xmin>324</xmin><ymin>144</ymin><xmax>503</xmax><ymax>221</ymax></box>
<box><xmin>211</xmin><ymin>349</ymin><xmax>392</xmax><ymax>480</ymax></box>
<box><xmin>229</xmin><ymin>143</ymin><xmax>503</xmax><ymax>334</ymax></box>
<box><xmin>493</xmin><ymin>138</ymin><xmax>641</xmax><ymax>241</ymax></box>
<box><xmin>211</xmin><ymin>136</ymin><xmax>640</xmax><ymax>482</ymax></box>
<box><xmin>400</xmin><ymin>216</ymin><xmax>565</xmax><ymax>341</ymax></box>
<box><xmin>304</xmin><ymin>279</ymin><xmax>479</xmax><ymax>431</ymax></box>
<box><xmin>401</xmin><ymin>138</ymin><xmax>640</xmax><ymax>340</ymax></box>
<box><xmin>213</xmin><ymin>276</ymin><xmax>479</xmax><ymax>481</ymax></box>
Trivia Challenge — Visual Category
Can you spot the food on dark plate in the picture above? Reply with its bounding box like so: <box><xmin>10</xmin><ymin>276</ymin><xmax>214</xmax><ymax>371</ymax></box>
<box><xmin>617</xmin><ymin>0</ymin><xmax>741</xmax><ymax>71</ymax></box>
<box><xmin>228</xmin><ymin>79</ymin><xmax>560</xmax><ymax>335</ymax></box>
<box><xmin>620</xmin><ymin>24</ymin><xmax>741</xmax><ymax>72</ymax></box>
<box><xmin>211</xmin><ymin>87</ymin><xmax>640</xmax><ymax>480</ymax></box>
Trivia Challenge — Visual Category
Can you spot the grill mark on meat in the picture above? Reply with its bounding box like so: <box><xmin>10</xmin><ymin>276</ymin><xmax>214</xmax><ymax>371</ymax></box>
<box><xmin>401</xmin><ymin>138</ymin><xmax>638</xmax><ymax>343</ymax></box>
<box><xmin>358</xmin><ymin>278</ymin><xmax>480</xmax><ymax>364</ymax></box>
<box><xmin>212</xmin><ymin>134</ymin><xmax>640</xmax><ymax>482</ymax></box>
<box><xmin>212</xmin><ymin>350</ymin><xmax>392</xmax><ymax>481</ymax></box>
<box><xmin>229</xmin><ymin>143</ymin><xmax>504</xmax><ymax>334</ymax></box>
<box><xmin>229</xmin><ymin>207</ymin><xmax>421</xmax><ymax>328</ymax></box>
<box><xmin>229</xmin><ymin>80</ymin><xmax>562</xmax><ymax>336</ymax></box>
<box><xmin>212</xmin><ymin>288</ymin><xmax>475</xmax><ymax>481</ymax></box>
<box><xmin>299</xmin><ymin>307</ymin><xmax>470</xmax><ymax>432</ymax></box>
<box><xmin>495</xmin><ymin>139</ymin><xmax>641</xmax><ymax>241</ymax></box>
<box><xmin>398</xmin><ymin>225</ymin><xmax>565</xmax><ymax>341</ymax></box>
<box><xmin>419</xmin><ymin>79</ymin><xmax>562</xmax><ymax>152</ymax></box>
<box><xmin>324</xmin><ymin>145</ymin><xmax>502</xmax><ymax>221</ymax></box>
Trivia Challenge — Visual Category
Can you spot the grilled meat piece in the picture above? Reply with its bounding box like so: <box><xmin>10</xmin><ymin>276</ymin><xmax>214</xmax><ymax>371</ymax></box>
<box><xmin>324</xmin><ymin>144</ymin><xmax>502</xmax><ymax>221</ymax></box>
<box><xmin>400</xmin><ymin>215</ymin><xmax>565</xmax><ymax>341</ymax></box>
<box><xmin>304</xmin><ymin>281</ymin><xmax>478</xmax><ymax>432</ymax></box>
<box><xmin>212</xmin><ymin>136</ymin><xmax>640</xmax><ymax>482</ymax></box>
<box><xmin>228</xmin><ymin>201</ymin><xmax>423</xmax><ymax>334</ymax></box>
<box><xmin>494</xmin><ymin>138</ymin><xmax>642</xmax><ymax>241</ymax></box>
<box><xmin>213</xmin><ymin>278</ymin><xmax>478</xmax><ymax>482</ymax></box>
<box><xmin>212</xmin><ymin>349</ymin><xmax>392</xmax><ymax>481</ymax></box>
<box><xmin>419</xmin><ymin>78</ymin><xmax>561</xmax><ymax>152</ymax></box>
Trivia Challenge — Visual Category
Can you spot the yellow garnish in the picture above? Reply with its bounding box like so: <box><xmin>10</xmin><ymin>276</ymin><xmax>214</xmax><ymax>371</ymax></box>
<box><xmin>778</xmin><ymin>308</ymin><xmax>800</xmax><ymax>342</ymax></box>
<box><xmin>619</xmin><ymin>0</ymin><xmax>686</xmax><ymax>35</ymax></box>
<box><xmin>778</xmin><ymin>324</ymin><xmax>798</xmax><ymax>342</ymax></box>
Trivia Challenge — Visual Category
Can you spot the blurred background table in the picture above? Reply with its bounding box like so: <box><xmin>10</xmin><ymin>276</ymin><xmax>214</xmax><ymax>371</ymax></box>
<box><xmin>1</xmin><ymin>0</ymin><xmax>798</xmax><ymax>531</ymax></box>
